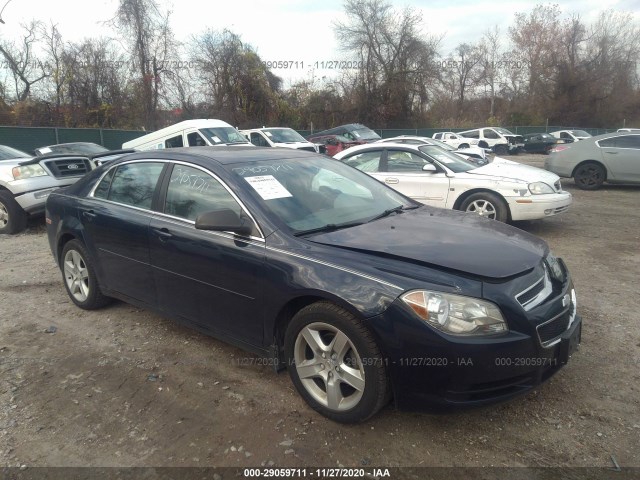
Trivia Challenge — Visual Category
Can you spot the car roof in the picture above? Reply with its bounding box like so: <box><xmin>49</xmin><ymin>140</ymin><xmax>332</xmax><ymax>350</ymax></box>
<box><xmin>116</xmin><ymin>146</ymin><xmax>319</xmax><ymax>165</ymax></box>
<box><xmin>337</xmin><ymin>142</ymin><xmax>422</xmax><ymax>155</ymax></box>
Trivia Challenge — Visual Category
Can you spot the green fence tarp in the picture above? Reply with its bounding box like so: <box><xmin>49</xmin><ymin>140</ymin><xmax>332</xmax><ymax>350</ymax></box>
<box><xmin>0</xmin><ymin>126</ymin><xmax>146</xmax><ymax>154</ymax></box>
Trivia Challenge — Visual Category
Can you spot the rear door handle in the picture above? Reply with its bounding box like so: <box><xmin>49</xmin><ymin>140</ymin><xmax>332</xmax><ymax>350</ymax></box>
<box><xmin>385</xmin><ymin>178</ymin><xmax>399</xmax><ymax>184</ymax></box>
<box><xmin>153</xmin><ymin>227</ymin><xmax>173</xmax><ymax>242</ymax></box>
<box><xmin>82</xmin><ymin>210</ymin><xmax>96</xmax><ymax>219</ymax></box>
<box><xmin>605</xmin><ymin>151</ymin><xmax>618</xmax><ymax>154</ymax></box>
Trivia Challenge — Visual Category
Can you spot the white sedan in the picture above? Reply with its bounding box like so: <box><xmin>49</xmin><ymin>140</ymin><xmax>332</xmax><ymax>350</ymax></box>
<box><xmin>334</xmin><ymin>143</ymin><xmax>572</xmax><ymax>222</ymax></box>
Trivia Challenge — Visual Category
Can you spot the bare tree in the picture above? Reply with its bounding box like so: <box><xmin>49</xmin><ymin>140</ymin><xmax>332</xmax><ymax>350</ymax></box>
<box><xmin>0</xmin><ymin>20</ymin><xmax>48</xmax><ymax>101</ymax></box>
<box><xmin>189</xmin><ymin>29</ymin><xmax>281</xmax><ymax>126</ymax></box>
<box><xmin>334</xmin><ymin>0</ymin><xmax>440</xmax><ymax>127</ymax></box>
<box><xmin>509</xmin><ymin>4</ymin><xmax>563</xmax><ymax>106</ymax></box>
<box><xmin>112</xmin><ymin>0</ymin><xmax>175</xmax><ymax>129</ymax></box>
<box><xmin>479</xmin><ymin>26</ymin><xmax>502</xmax><ymax>118</ymax></box>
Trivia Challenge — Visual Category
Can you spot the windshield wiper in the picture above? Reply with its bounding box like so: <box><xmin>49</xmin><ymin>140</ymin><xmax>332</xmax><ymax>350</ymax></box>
<box><xmin>293</xmin><ymin>221</ymin><xmax>364</xmax><ymax>237</ymax></box>
<box><xmin>367</xmin><ymin>205</ymin><xmax>407</xmax><ymax>223</ymax></box>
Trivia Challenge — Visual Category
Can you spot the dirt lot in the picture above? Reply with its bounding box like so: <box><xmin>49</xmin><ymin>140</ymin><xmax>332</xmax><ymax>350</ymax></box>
<box><xmin>1</xmin><ymin>153</ymin><xmax>639</xmax><ymax>471</ymax></box>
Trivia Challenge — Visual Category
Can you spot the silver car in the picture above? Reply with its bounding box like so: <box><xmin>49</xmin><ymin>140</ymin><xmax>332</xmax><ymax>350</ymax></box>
<box><xmin>0</xmin><ymin>147</ymin><xmax>93</xmax><ymax>234</ymax></box>
<box><xmin>545</xmin><ymin>132</ymin><xmax>640</xmax><ymax>190</ymax></box>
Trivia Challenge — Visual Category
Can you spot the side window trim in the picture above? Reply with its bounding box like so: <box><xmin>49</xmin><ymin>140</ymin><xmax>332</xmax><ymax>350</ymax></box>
<box><xmin>159</xmin><ymin>161</ymin><xmax>265</xmax><ymax>240</ymax></box>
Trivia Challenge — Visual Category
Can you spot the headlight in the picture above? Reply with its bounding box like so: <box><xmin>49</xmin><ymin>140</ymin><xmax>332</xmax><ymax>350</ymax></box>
<box><xmin>12</xmin><ymin>164</ymin><xmax>48</xmax><ymax>180</ymax></box>
<box><xmin>401</xmin><ymin>290</ymin><xmax>507</xmax><ymax>336</ymax></box>
<box><xmin>528</xmin><ymin>182</ymin><xmax>554</xmax><ymax>194</ymax></box>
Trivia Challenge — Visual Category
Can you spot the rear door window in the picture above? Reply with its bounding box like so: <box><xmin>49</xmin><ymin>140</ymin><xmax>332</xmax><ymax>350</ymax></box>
<box><xmin>107</xmin><ymin>162</ymin><xmax>165</xmax><ymax>209</ymax></box>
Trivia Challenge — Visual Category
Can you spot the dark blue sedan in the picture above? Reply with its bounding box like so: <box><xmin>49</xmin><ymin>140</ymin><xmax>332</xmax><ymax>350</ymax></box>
<box><xmin>46</xmin><ymin>147</ymin><xmax>581</xmax><ymax>423</ymax></box>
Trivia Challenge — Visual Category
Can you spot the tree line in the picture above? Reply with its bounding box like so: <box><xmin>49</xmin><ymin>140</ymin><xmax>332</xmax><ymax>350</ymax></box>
<box><xmin>0</xmin><ymin>0</ymin><xmax>638</xmax><ymax>132</ymax></box>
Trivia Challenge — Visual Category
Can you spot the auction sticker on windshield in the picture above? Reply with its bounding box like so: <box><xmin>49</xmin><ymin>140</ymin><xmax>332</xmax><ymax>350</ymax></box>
<box><xmin>245</xmin><ymin>175</ymin><xmax>292</xmax><ymax>200</ymax></box>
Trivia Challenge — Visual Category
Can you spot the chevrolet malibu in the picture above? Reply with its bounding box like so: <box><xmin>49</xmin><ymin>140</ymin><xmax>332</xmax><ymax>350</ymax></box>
<box><xmin>334</xmin><ymin>143</ymin><xmax>572</xmax><ymax>222</ymax></box>
<box><xmin>46</xmin><ymin>147</ymin><xmax>581</xmax><ymax>423</ymax></box>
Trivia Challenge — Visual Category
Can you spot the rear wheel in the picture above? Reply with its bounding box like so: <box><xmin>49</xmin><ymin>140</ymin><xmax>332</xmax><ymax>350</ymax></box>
<box><xmin>460</xmin><ymin>192</ymin><xmax>509</xmax><ymax>222</ymax></box>
<box><xmin>573</xmin><ymin>162</ymin><xmax>605</xmax><ymax>190</ymax></box>
<box><xmin>458</xmin><ymin>143</ymin><xmax>470</xmax><ymax>149</ymax></box>
<box><xmin>284</xmin><ymin>302</ymin><xmax>390</xmax><ymax>423</ymax></box>
<box><xmin>0</xmin><ymin>191</ymin><xmax>27</xmax><ymax>235</ymax></box>
<box><xmin>61</xmin><ymin>240</ymin><xmax>111</xmax><ymax>309</ymax></box>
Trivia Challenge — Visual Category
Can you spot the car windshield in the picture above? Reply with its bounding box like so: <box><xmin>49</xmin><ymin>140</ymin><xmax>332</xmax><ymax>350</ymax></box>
<box><xmin>493</xmin><ymin>127</ymin><xmax>516</xmax><ymax>135</ymax></box>
<box><xmin>0</xmin><ymin>145</ymin><xmax>30</xmax><ymax>160</ymax></box>
<box><xmin>349</xmin><ymin>127</ymin><xmax>381</xmax><ymax>141</ymax></box>
<box><xmin>230</xmin><ymin>156</ymin><xmax>415</xmax><ymax>235</ymax></box>
<box><xmin>571</xmin><ymin>130</ymin><xmax>591</xmax><ymax>137</ymax></box>
<box><xmin>418</xmin><ymin>145</ymin><xmax>478</xmax><ymax>173</ymax></box>
<box><xmin>264</xmin><ymin>128</ymin><xmax>307</xmax><ymax>143</ymax></box>
<box><xmin>40</xmin><ymin>143</ymin><xmax>108</xmax><ymax>156</ymax></box>
<box><xmin>200</xmin><ymin>127</ymin><xmax>251</xmax><ymax>145</ymax></box>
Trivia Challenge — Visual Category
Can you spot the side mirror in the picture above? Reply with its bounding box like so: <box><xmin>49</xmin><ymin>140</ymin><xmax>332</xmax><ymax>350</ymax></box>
<box><xmin>422</xmin><ymin>164</ymin><xmax>437</xmax><ymax>172</ymax></box>
<box><xmin>195</xmin><ymin>209</ymin><xmax>253</xmax><ymax>236</ymax></box>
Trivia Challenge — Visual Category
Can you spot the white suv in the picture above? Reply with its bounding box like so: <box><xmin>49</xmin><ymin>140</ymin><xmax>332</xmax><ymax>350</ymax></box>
<box><xmin>458</xmin><ymin>127</ymin><xmax>525</xmax><ymax>155</ymax></box>
<box><xmin>432</xmin><ymin>132</ymin><xmax>479</xmax><ymax>149</ymax></box>
<box><xmin>240</xmin><ymin>127</ymin><xmax>321</xmax><ymax>153</ymax></box>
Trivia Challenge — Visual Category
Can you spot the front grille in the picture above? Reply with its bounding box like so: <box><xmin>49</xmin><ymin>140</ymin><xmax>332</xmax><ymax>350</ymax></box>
<box><xmin>43</xmin><ymin>158</ymin><xmax>92</xmax><ymax>178</ymax></box>
<box><xmin>537</xmin><ymin>310</ymin><xmax>571</xmax><ymax>346</ymax></box>
<box><xmin>516</xmin><ymin>266</ymin><xmax>552</xmax><ymax>311</ymax></box>
<box><xmin>298</xmin><ymin>146</ymin><xmax>316</xmax><ymax>153</ymax></box>
<box><xmin>508</xmin><ymin>136</ymin><xmax>524</xmax><ymax>145</ymax></box>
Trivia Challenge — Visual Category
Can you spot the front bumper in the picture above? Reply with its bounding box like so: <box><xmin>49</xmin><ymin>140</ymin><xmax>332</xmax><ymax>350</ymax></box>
<box><xmin>506</xmin><ymin>191</ymin><xmax>572</xmax><ymax>221</ymax></box>
<box><xmin>14</xmin><ymin>187</ymin><xmax>61</xmax><ymax>214</ymax></box>
<box><xmin>366</xmin><ymin>280</ymin><xmax>581</xmax><ymax>412</ymax></box>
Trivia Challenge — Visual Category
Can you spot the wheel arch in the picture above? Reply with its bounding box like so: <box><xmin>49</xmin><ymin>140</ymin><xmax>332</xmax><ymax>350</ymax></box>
<box><xmin>57</xmin><ymin>233</ymin><xmax>79</xmax><ymax>267</ymax></box>
<box><xmin>271</xmin><ymin>294</ymin><xmax>369</xmax><ymax>354</ymax></box>
<box><xmin>453</xmin><ymin>188</ymin><xmax>512</xmax><ymax>221</ymax></box>
<box><xmin>571</xmin><ymin>159</ymin><xmax>608</xmax><ymax>181</ymax></box>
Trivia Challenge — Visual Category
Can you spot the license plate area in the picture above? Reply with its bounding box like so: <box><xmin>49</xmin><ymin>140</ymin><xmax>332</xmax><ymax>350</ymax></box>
<box><xmin>558</xmin><ymin>320</ymin><xmax>581</xmax><ymax>365</ymax></box>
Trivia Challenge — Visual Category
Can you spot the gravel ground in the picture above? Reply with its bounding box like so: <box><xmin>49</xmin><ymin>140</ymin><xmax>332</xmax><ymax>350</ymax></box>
<box><xmin>1</xmin><ymin>153</ymin><xmax>639</xmax><ymax>471</ymax></box>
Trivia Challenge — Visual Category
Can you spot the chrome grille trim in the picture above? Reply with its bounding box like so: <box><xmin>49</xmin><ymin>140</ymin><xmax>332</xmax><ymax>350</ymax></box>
<box><xmin>516</xmin><ymin>265</ymin><xmax>553</xmax><ymax>311</ymax></box>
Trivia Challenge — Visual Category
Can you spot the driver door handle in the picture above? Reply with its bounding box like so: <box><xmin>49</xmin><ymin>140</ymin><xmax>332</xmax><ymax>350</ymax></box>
<box><xmin>385</xmin><ymin>178</ymin><xmax>399</xmax><ymax>184</ymax></box>
<box><xmin>153</xmin><ymin>227</ymin><xmax>173</xmax><ymax>242</ymax></box>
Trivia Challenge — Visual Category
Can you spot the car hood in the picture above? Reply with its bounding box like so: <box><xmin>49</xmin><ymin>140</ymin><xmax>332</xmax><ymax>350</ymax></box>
<box><xmin>308</xmin><ymin>207</ymin><xmax>547</xmax><ymax>279</ymax></box>
<box><xmin>468</xmin><ymin>162</ymin><xmax>559</xmax><ymax>184</ymax></box>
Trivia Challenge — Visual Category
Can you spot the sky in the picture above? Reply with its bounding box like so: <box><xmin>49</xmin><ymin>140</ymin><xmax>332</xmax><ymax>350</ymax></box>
<box><xmin>1</xmin><ymin>0</ymin><xmax>639</xmax><ymax>86</ymax></box>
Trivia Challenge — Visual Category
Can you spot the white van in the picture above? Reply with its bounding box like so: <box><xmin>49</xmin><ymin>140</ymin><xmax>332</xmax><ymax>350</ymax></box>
<box><xmin>122</xmin><ymin>119</ymin><xmax>252</xmax><ymax>151</ymax></box>
<box><xmin>240</xmin><ymin>127</ymin><xmax>321</xmax><ymax>153</ymax></box>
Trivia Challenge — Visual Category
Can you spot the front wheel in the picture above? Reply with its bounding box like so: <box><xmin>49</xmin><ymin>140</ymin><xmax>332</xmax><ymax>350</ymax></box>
<box><xmin>460</xmin><ymin>192</ymin><xmax>509</xmax><ymax>222</ymax></box>
<box><xmin>573</xmin><ymin>162</ymin><xmax>605</xmax><ymax>190</ymax></box>
<box><xmin>494</xmin><ymin>144</ymin><xmax>508</xmax><ymax>156</ymax></box>
<box><xmin>0</xmin><ymin>191</ymin><xmax>27</xmax><ymax>235</ymax></box>
<box><xmin>61</xmin><ymin>240</ymin><xmax>111</xmax><ymax>310</ymax></box>
<box><xmin>284</xmin><ymin>302</ymin><xmax>390</xmax><ymax>423</ymax></box>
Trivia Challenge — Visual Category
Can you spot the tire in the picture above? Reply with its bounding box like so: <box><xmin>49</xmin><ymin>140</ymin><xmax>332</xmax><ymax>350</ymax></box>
<box><xmin>60</xmin><ymin>239</ymin><xmax>111</xmax><ymax>310</ymax></box>
<box><xmin>0</xmin><ymin>190</ymin><xmax>28</xmax><ymax>235</ymax></box>
<box><xmin>460</xmin><ymin>192</ymin><xmax>509</xmax><ymax>222</ymax></box>
<box><xmin>284</xmin><ymin>302</ymin><xmax>390</xmax><ymax>423</ymax></box>
<box><xmin>458</xmin><ymin>143</ymin><xmax>470</xmax><ymax>149</ymax></box>
<box><xmin>494</xmin><ymin>144</ymin><xmax>508</xmax><ymax>156</ymax></box>
<box><xmin>573</xmin><ymin>162</ymin><xmax>605</xmax><ymax>190</ymax></box>
<box><xmin>478</xmin><ymin>140</ymin><xmax>489</xmax><ymax>149</ymax></box>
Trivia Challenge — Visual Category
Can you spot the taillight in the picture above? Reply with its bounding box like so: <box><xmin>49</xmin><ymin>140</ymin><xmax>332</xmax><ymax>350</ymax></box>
<box><xmin>550</xmin><ymin>145</ymin><xmax>569</xmax><ymax>153</ymax></box>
